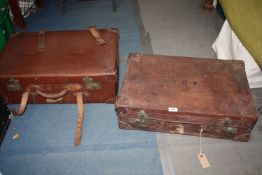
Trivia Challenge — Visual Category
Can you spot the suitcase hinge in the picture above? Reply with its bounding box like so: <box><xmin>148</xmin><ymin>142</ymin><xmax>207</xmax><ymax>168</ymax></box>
<box><xmin>223</xmin><ymin>117</ymin><xmax>237</xmax><ymax>134</ymax></box>
<box><xmin>126</xmin><ymin>111</ymin><xmax>150</xmax><ymax>126</ymax></box>
<box><xmin>138</xmin><ymin>110</ymin><xmax>149</xmax><ymax>126</ymax></box>
<box><xmin>6</xmin><ymin>78</ymin><xmax>22</xmax><ymax>91</ymax></box>
<box><xmin>83</xmin><ymin>77</ymin><xmax>101</xmax><ymax>90</ymax></box>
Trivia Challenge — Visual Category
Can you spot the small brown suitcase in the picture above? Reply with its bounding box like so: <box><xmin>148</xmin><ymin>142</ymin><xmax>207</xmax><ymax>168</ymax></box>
<box><xmin>115</xmin><ymin>53</ymin><xmax>258</xmax><ymax>141</ymax></box>
<box><xmin>0</xmin><ymin>27</ymin><xmax>118</xmax><ymax>145</ymax></box>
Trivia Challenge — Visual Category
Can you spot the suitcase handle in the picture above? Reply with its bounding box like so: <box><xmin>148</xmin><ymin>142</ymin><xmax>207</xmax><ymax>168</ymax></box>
<box><xmin>89</xmin><ymin>26</ymin><xmax>106</xmax><ymax>45</ymax></box>
<box><xmin>36</xmin><ymin>89</ymin><xmax>67</xmax><ymax>99</ymax></box>
<box><xmin>11</xmin><ymin>91</ymin><xmax>29</xmax><ymax>116</ymax></box>
<box><xmin>74</xmin><ymin>92</ymin><xmax>84</xmax><ymax>146</ymax></box>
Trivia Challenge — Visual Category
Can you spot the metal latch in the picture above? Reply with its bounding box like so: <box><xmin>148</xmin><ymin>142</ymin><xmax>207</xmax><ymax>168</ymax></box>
<box><xmin>223</xmin><ymin>117</ymin><xmax>230</xmax><ymax>126</ymax></box>
<box><xmin>6</xmin><ymin>78</ymin><xmax>22</xmax><ymax>91</ymax></box>
<box><xmin>83</xmin><ymin>77</ymin><xmax>101</xmax><ymax>90</ymax></box>
<box><xmin>138</xmin><ymin>110</ymin><xmax>149</xmax><ymax>126</ymax></box>
<box><xmin>223</xmin><ymin>117</ymin><xmax>237</xmax><ymax>134</ymax></box>
<box><xmin>127</xmin><ymin>111</ymin><xmax>155</xmax><ymax>128</ymax></box>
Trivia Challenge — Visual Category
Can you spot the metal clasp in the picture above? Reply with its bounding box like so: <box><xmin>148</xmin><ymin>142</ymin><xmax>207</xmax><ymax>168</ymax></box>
<box><xmin>223</xmin><ymin>117</ymin><xmax>237</xmax><ymax>134</ymax></box>
<box><xmin>83</xmin><ymin>77</ymin><xmax>101</xmax><ymax>90</ymax></box>
<box><xmin>6</xmin><ymin>78</ymin><xmax>22</xmax><ymax>91</ymax></box>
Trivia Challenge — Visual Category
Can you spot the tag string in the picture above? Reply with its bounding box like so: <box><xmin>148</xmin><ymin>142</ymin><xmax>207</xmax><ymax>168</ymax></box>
<box><xmin>199</xmin><ymin>127</ymin><xmax>203</xmax><ymax>155</ymax></box>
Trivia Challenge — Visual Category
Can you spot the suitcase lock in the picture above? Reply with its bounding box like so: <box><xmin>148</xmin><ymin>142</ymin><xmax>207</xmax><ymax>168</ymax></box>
<box><xmin>138</xmin><ymin>110</ymin><xmax>149</xmax><ymax>126</ymax></box>
<box><xmin>83</xmin><ymin>77</ymin><xmax>101</xmax><ymax>90</ymax></box>
<box><xmin>223</xmin><ymin>117</ymin><xmax>237</xmax><ymax>134</ymax></box>
<box><xmin>124</xmin><ymin>111</ymin><xmax>149</xmax><ymax>127</ymax></box>
<box><xmin>6</xmin><ymin>78</ymin><xmax>22</xmax><ymax>91</ymax></box>
<box><xmin>223</xmin><ymin>117</ymin><xmax>230</xmax><ymax>126</ymax></box>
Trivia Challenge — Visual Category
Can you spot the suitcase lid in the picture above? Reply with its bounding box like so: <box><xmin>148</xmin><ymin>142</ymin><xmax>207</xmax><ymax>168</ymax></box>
<box><xmin>116</xmin><ymin>53</ymin><xmax>258</xmax><ymax>126</ymax></box>
<box><xmin>0</xmin><ymin>29</ymin><xmax>118</xmax><ymax>78</ymax></box>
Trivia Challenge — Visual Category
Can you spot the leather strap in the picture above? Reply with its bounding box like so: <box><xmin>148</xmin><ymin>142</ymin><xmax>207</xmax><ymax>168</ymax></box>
<box><xmin>89</xmin><ymin>26</ymin><xmax>106</xmax><ymax>45</ymax></box>
<box><xmin>74</xmin><ymin>92</ymin><xmax>84</xmax><ymax>146</ymax></box>
<box><xmin>11</xmin><ymin>91</ymin><xmax>29</xmax><ymax>116</ymax></box>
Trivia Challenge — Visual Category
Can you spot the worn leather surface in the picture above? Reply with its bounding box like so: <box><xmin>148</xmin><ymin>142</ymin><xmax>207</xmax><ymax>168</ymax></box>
<box><xmin>116</xmin><ymin>53</ymin><xmax>258</xmax><ymax>141</ymax></box>
<box><xmin>0</xmin><ymin>29</ymin><xmax>118</xmax><ymax>103</ymax></box>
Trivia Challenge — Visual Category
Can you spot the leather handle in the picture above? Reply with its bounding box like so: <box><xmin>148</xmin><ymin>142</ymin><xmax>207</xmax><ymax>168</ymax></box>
<box><xmin>89</xmin><ymin>26</ymin><xmax>106</xmax><ymax>45</ymax></box>
<box><xmin>11</xmin><ymin>91</ymin><xmax>29</xmax><ymax>116</ymax></box>
<box><xmin>36</xmin><ymin>89</ymin><xmax>67</xmax><ymax>99</ymax></box>
<box><xmin>74</xmin><ymin>92</ymin><xmax>84</xmax><ymax>146</ymax></box>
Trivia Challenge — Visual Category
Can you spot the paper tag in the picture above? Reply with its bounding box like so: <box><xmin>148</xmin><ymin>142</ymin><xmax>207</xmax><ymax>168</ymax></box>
<box><xmin>198</xmin><ymin>153</ymin><xmax>211</xmax><ymax>168</ymax></box>
<box><xmin>168</xmin><ymin>107</ymin><xmax>178</xmax><ymax>112</ymax></box>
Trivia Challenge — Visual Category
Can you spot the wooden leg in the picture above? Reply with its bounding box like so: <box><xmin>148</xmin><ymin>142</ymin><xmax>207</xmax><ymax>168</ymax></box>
<box><xmin>8</xmin><ymin>0</ymin><xmax>26</xmax><ymax>29</ymax></box>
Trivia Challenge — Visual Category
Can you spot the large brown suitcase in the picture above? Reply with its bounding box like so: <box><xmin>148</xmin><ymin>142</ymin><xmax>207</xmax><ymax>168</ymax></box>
<box><xmin>115</xmin><ymin>53</ymin><xmax>258</xmax><ymax>141</ymax></box>
<box><xmin>0</xmin><ymin>27</ymin><xmax>118</xmax><ymax>145</ymax></box>
<box><xmin>0</xmin><ymin>28</ymin><xmax>118</xmax><ymax>104</ymax></box>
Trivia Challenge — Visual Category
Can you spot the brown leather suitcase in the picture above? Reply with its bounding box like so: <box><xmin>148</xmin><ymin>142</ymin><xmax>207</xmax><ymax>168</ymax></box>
<box><xmin>115</xmin><ymin>53</ymin><xmax>258</xmax><ymax>141</ymax></box>
<box><xmin>0</xmin><ymin>27</ymin><xmax>118</xmax><ymax>145</ymax></box>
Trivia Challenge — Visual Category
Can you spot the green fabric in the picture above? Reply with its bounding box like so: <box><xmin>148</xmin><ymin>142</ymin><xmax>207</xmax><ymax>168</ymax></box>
<box><xmin>219</xmin><ymin>0</ymin><xmax>262</xmax><ymax>69</ymax></box>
